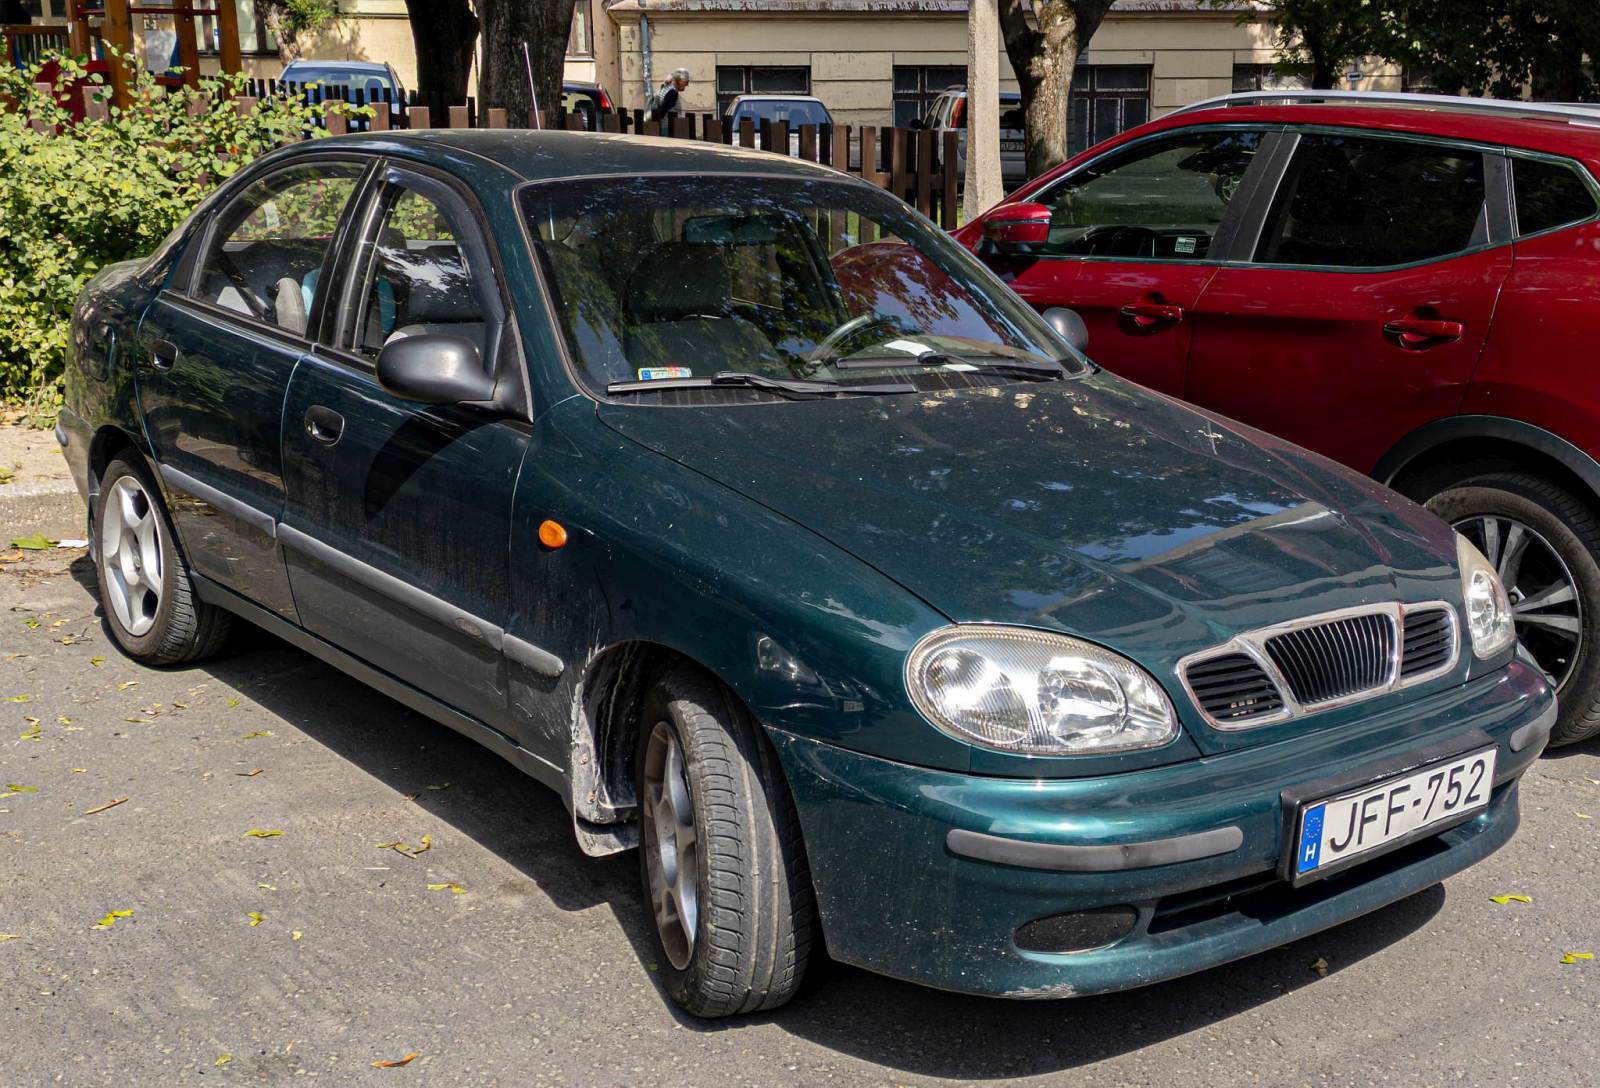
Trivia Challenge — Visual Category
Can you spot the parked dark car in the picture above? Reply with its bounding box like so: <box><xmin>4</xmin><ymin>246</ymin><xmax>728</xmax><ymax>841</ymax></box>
<box><xmin>61</xmin><ymin>130</ymin><xmax>1553</xmax><ymax>1016</ymax></box>
<box><xmin>957</xmin><ymin>90</ymin><xmax>1600</xmax><ymax>747</ymax></box>
<box><xmin>561</xmin><ymin>79</ymin><xmax>614</xmax><ymax>127</ymax></box>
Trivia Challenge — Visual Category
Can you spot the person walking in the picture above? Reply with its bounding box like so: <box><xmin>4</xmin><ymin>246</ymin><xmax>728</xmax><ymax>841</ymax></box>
<box><xmin>649</xmin><ymin>68</ymin><xmax>691</xmax><ymax>127</ymax></box>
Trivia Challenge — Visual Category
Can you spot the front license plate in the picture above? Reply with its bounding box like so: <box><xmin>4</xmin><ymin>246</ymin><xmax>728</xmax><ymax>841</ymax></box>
<box><xmin>1293</xmin><ymin>747</ymin><xmax>1497</xmax><ymax>881</ymax></box>
<box><xmin>1000</xmin><ymin>139</ymin><xmax>1024</xmax><ymax>152</ymax></box>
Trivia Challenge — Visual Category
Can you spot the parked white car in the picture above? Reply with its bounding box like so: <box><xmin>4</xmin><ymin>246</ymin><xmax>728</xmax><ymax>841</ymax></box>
<box><xmin>914</xmin><ymin>87</ymin><xmax>1028</xmax><ymax>190</ymax></box>
<box><xmin>723</xmin><ymin>94</ymin><xmax>834</xmax><ymax>155</ymax></box>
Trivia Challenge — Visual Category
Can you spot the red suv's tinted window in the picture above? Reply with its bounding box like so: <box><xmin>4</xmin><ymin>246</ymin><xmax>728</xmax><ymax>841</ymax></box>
<box><xmin>1256</xmin><ymin>133</ymin><xmax>1486</xmax><ymax>267</ymax></box>
<box><xmin>1512</xmin><ymin>157</ymin><xmax>1598</xmax><ymax>236</ymax></box>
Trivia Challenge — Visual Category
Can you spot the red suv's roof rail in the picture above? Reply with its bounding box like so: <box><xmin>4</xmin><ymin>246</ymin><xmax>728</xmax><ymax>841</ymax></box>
<box><xmin>1173</xmin><ymin>89</ymin><xmax>1600</xmax><ymax>127</ymax></box>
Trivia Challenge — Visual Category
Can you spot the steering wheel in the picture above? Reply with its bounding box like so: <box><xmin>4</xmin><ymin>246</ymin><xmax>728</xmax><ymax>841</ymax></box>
<box><xmin>804</xmin><ymin>312</ymin><xmax>902</xmax><ymax>366</ymax></box>
<box><xmin>1089</xmin><ymin>225</ymin><xmax>1160</xmax><ymax>258</ymax></box>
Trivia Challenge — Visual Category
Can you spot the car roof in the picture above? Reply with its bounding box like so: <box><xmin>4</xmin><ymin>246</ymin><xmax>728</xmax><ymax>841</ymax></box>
<box><xmin>304</xmin><ymin>129</ymin><xmax>848</xmax><ymax>184</ymax></box>
<box><xmin>284</xmin><ymin>59</ymin><xmax>391</xmax><ymax>74</ymax></box>
<box><xmin>1142</xmin><ymin>102</ymin><xmax>1600</xmax><ymax>166</ymax></box>
<box><xmin>728</xmin><ymin>95</ymin><xmax>826</xmax><ymax>104</ymax></box>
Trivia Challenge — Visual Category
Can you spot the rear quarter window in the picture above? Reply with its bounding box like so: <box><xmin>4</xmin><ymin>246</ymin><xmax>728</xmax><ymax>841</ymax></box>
<box><xmin>1512</xmin><ymin>157</ymin><xmax>1598</xmax><ymax>236</ymax></box>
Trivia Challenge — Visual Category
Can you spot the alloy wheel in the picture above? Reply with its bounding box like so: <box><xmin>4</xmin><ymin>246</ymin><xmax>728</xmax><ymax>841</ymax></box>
<box><xmin>100</xmin><ymin>475</ymin><xmax>163</xmax><ymax>637</ymax></box>
<box><xmin>641</xmin><ymin>720</ymin><xmax>699</xmax><ymax>971</ymax></box>
<box><xmin>1453</xmin><ymin>513</ymin><xmax>1583</xmax><ymax>690</ymax></box>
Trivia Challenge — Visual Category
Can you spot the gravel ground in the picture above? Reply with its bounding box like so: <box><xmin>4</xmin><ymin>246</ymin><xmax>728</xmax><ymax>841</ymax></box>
<box><xmin>2</xmin><ymin>535</ymin><xmax>1598</xmax><ymax>1087</ymax></box>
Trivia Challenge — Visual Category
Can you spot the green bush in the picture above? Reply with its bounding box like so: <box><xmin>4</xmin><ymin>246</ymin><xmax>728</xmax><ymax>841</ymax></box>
<box><xmin>0</xmin><ymin>56</ymin><xmax>341</xmax><ymax>407</ymax></box>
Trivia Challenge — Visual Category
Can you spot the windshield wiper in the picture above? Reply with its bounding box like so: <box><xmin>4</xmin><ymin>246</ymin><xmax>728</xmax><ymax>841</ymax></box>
<box><xmin>834</xmin><ymin>350</ymin><xmax>1069</xmax><ymax>380</ymax></box>
<box><xmin>606</xmin><ymin>371</ymin><xmax>916</xmax><ymax>399</ymax></box>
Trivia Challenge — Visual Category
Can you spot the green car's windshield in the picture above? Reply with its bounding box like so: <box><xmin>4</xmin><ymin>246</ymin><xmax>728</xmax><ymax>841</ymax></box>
<box><xmin>521</xmin><ymin>174</ymin><xmax>1085</xmax><ymax>400</ymax></box>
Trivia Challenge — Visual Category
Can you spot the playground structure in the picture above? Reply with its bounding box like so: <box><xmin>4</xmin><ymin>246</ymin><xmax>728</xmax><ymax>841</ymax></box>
<box><xmin>5</xmin><ymin>0</ymin><xmax>240</xmax><ymax>107</ymax></box>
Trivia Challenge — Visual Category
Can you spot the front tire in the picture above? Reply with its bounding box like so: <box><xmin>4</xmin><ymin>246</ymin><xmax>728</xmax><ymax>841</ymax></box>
<box><xmin>1426</xmin><ymin>472</ymin><xmax>1600</xmax><ymax>746</ymax></box>
<box><xmin>94</xmin><ymin>455</ymin><xmax>231</xmax><ymax>665</ymax></box>
<box><xmin>635</xmin><ymin>666</ymin><xmax>815</xmax><ymax>1017</ymax></box>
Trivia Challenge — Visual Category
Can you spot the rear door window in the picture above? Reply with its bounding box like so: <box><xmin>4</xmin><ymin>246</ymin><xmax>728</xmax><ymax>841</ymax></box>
<box><xmin>192</xmin><ymin>162</ymin><xmax>364</xmax><ymax>334</ymax></box>
<box><xmin>1030</xmin><ymin>128</ymin><xmax>1263</xmax><ymax>260</ymax></box>
<box><xmin>1254</xmin><ymin>133</ymin><xmax>1487</xmax><ymax>268</ymax></box>
<box><xmin>1512</xmin><ymin>156</ymin><xmax>1598</xmax><ymax>236</ymax></box>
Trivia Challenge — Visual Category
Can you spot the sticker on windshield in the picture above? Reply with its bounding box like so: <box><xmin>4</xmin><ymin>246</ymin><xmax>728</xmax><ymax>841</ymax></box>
<box><xmin>1174</xmin><ymin>236</ymin><xmax>1197</xmax><ymax>255</ymax></box>
<box><xmin>637</xmin><ymin>366</ymin><xmax>693</xmax><ymax>380</ymax></box>
<box><xmin>883</xmin><ymin>339</ymin><xmax>932</xmax><ymax>355</ymax></box>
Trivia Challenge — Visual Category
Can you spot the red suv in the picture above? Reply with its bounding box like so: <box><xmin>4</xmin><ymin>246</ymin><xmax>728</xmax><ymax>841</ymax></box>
<box><xmin>955</xmin><ymin>91</ymin><xmax>1600</xmax><ymax>746</ymax></box>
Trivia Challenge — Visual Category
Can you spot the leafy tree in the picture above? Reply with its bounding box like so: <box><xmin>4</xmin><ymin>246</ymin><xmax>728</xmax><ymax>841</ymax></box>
<box><xmin>479</xmin><ymin>0</ymin><xmax>576</xmax><ymax>127</ymax></box>
<box><xmin>257</xmin><ymin>0</ymin><xmax>340</xmax><ymax>61</ymax></box>
<box><xmin>999</xmin><ymin>0</ymin><xmax>1115</xmax><ymax>178</ymax></box>
<box><xmin>1216</xmin><ymin>0</ymin><xmax>1393</xmax><ymax>90</ymax></box>
<box><xmin>1385</xmin><ymin>0</ymin><xmax>1600</xmax><ymax>101</ymax></box>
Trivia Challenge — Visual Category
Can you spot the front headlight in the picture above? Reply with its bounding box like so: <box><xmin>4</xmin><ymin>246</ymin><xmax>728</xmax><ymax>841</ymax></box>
<box><xmin>906</xmin><ymin>625</ymin><xmax>1179</xmax><ymax>755</ymax></box>
<box><xmin>1456</xmin><ymin>533</ymin><xmax>1516</xmax><ymax>659</ymax></box>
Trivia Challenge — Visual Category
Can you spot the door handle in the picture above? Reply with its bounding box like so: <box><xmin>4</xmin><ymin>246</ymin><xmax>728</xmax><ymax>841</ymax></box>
<box><xmin>303</xmin><ymin>405</ymin><xmax>345</xmax><ymax>446</ymax></box>
<box><xmin>1119</xmin><ymin>301</ymin><xmax>1186</xmax><ymax>329</ymax></box>
<box><xmin>149</xmin><ymin>338</ymin><xmax>178</xmax><ymax>371</ymax></box>
<box><xmin>1383</xmin><ymin>317</ymin><xmax>1465</xmax><ymax>349</ymax></box>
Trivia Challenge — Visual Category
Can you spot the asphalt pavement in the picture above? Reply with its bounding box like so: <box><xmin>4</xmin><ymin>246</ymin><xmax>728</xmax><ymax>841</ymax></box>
<box><xmin>3</xmin><ymin>535</ymin><xmax>1598</xmax><ymax>1087</ymax></box>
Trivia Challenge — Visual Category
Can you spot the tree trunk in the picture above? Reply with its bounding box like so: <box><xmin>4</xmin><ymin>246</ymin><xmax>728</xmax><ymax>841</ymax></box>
<box><xmin>999</xmin><ymin>0</ymin><xmax>1113</xmax><ymax>179</ymax></box>
<box><xmin>479</xmin><ymin>0</ymin><xmax>575</xmax><ymax>128</ymax></box>
<box><xmin>1307</xmin><ymin>41</ymin><xmax>1338</xmax><ymax>89</ymax></box>
<box><xmin>404</xmin><ymin>0</ymin><xmax>479</xmax><ymax>102</ymax></box>
<box><xmin>260</xmin><ymin>5</ymin><xmax>302</xmax><ymax>62</ymax></box>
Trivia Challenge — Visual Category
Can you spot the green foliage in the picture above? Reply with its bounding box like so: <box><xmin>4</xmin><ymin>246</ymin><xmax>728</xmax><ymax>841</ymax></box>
<box><xmin>1382</xmin><ymin>1</ymin><xmax>1600</xmax><ymax>101</ymax></box>
<box><xmin>0</xmin><ymin>54</ymin><xmax>345</xmax><ymax>403</ymax></box>
<box><xmin>280</xmin><ymin>0</ymin><xmax>340</xmax><ymax>37</ymax></box>
<box><xmin>1215</xmin><ymin>0</ymin><xmax>1395</xmax><ymax>89</ymax></box>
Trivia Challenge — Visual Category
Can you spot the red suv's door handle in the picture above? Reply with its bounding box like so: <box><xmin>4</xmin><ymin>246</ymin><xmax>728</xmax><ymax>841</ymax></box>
<box><xmin>1384</xmin><ymin>317</ymin><xmax>1465</xmax><ymax>348</ymax></box>
<box><xmin>1119</xmin><ymin>301</ymin><xmax>1186</xmax><ymax>328</ymax></box>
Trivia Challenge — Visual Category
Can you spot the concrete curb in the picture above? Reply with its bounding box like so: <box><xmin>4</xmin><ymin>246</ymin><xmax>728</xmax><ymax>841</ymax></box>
<box><xmin>0</xmin><ymin>478</ymin><xmax>85</xmax><ymax>542</ymax></box>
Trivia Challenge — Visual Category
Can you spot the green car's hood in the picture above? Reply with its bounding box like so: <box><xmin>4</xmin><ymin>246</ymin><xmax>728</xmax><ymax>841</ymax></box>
<box><xmin>598</xmin><ymin>373</ymin><xmax>1462</xmax><ymax>747</ymax></box>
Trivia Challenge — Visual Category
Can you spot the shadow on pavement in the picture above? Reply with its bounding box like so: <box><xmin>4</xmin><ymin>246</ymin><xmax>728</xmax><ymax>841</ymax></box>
<box><xmin>73</xmin><ymin>564</ymin><xmax>1450</xmax><ymax>1079</ymax></box>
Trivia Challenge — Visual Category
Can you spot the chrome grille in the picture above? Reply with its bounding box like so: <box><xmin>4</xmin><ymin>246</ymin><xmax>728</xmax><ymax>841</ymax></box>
<box><xmin>1184</xmin><ymin>653</ymin><xmax>1284</xmax><ymax>723</ymax></box>
<box><xmin>1400</xmin><ymin>607</ymin><xmax>1455</xmax><ymax>678</ymax></box>
<box><xmin>1264</xmin><ymin>613</ymin><xmax>1395</xmax><ymax>705</ymax></box>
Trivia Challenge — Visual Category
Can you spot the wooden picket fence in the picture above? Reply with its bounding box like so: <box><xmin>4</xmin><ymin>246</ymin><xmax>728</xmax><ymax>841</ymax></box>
<box><xmin>235</xmin><ymin>79</ymin><xmax>962</xmax><ymax>228</ymax></box>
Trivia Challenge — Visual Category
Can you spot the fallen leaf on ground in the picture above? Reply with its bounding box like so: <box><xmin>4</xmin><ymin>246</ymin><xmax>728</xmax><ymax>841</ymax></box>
<box><xmin>1561</xmin><ymin>952</ymin><xmax>1594</xmax><ymax>965</ymax></box>
<box><xmin>4</xmin><ymin>783</ymin><xmax>37</xmax><ymax>792</ymax></box>
<box><xmin>92</xmin><ymin>909</ymin><xmax>133</xmax><ymax>929</ymax></box>
<box><xmin>242</xmin><ymin>731</ymin><xmax>274</xmax><ymax>740</ymax></box>
<box><xmin>0</xmin><ymin>933</ymin><xmax>21</xmax><ymax>942</ymax></box>
<box><xmin>18</xmin><ymin>723</ymin><xmax>40</xmax><ymax>741</ymax></box>
<box><xmin>371</xmin><ymin>1052</ymin><xmax>420</xmax><ymax>1068</ymax></box>
<box><xmin>116</xmin><ymin>680</ymin><xmax>138</xmax><ymax>691</ymax></box>
<box><xmin>291</xmin><ymin>930</ymin><xmax>303</xmax><ymax>941</ymax></box>
<box><xmin>1577</xmin><ymin>812</ymin><xmax>1593</xmax><ymax>820</ymax></box>
<box><xmin>56</xmin><ymin>715</ymin><xmax>71</xmax><ymax>725</ymax></box>
<box><xmin>3</xmin><ymin>694</ymin><xmax>31</xmax><ymax>702</ymax></box>
<box><xmin>71</xmin><ymin>768</ymin><xmax>85</xmax><ymax>773</ymax></box>
<box><xmin>21</xmin><ymin>618</ymin><xmax>39</xmax><ymax>629</ymax></box>
<box><xmin>426</xmin><ymin>882</ymin><xmax>466</xmax><ymax>895</ymax></box>
<box><xmin>225</xmin><ymin>697</ymin><xmax>241</xmax><ymax>708</ymax></box>
<box><xmin>89</xmin><ymin>656</ymin><xmax>105</xmax><ymax>667</ymax></box>
<box><xmin>214</xmin><ymin>1054</ymin><xmax>233</xmax><ymax>1067</ymax></box>
<box><xmin>257</xmin><ymin>883</ymin><xmax>277</xmax><ymax>891</ymax></box>
<box><xmin>414</xmin><ymin>834</ymin><xmax>432</xmax><ymax>855</ymax></box>
<box><xmin>245</xmin><ymin>829</ymin><xmax>283</xmax><ymax>838</ymax></box>
<box><xmin>83</xmin><ymin>796</ymin><xmax>129</xmax><ymax>815</ymax></box>
<box><xmin>1490</xmin><ymin>894</ymin><xmax>1533</xmax><ymax>905</ymax></box>
<box><xmin>1309</xmin><ymin>957</ymin><xmax>1329</xmax><ymax>978</ymax></box>
<box><xmin>236</xmin><ymin>768</ymin><xmax>263</xmax><ymax>777</ymax></box>
<box><xmin>8</xmin><ymin>534</ymin><xmax>51</xmax><ymax>550</ymax></box>
<box><xmin>425</xmin><ymin>782</ymin><xmax>452</xmax><ymax>791</ymax></box>
<box><xmin>247</xmin><ymin>912</ymin><xmax>264</xmax><ymax>927</ymax></box>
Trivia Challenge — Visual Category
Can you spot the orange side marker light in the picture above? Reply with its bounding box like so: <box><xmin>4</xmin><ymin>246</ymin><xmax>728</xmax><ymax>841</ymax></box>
<box><xmin>538</xmin><ymin>519</ymin><xmax>569</xmax><ymax>549</ymax></box>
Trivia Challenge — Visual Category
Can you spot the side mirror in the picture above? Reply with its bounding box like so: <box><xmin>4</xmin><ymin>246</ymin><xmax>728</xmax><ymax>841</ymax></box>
<box><xmin>1042</xmin><ymin>307</ymin><xmax>1089</xmax><ymax>354</ymax></box>
<box><xmin>980</xmin><ymin>201</ymin><xmax>1052</xmax><ymax>254</ymax></box>
<box><xmin>906</xmin><ymin>117</ymin><xmax>924</xmax><ymax>130</ymax></box>
<box><xmin>376</xmin><ymin>333</ymin><xmax>495</xmax><ymax>405</ymax></box>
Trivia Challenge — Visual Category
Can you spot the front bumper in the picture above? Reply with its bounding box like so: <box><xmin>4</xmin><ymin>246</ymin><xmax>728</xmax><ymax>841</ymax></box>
<box><xmin>769</xmin><ymin>659</ymin><xmax>1552</xmax><ymax>999</ymax></box>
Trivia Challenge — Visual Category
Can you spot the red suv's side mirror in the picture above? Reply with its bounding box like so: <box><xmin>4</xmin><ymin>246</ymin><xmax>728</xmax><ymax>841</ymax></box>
<box><xmin>980</xmin><ymin>202</ymin><xmax>1052</xmax><ymax>254</ymax></box>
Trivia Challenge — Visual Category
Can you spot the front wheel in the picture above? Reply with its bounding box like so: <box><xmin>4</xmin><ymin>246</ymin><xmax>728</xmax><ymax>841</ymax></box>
<box><xmin>94</xmin><ymin>455</ymin><xmax>231</xmax><ymax>665</ymax></box>
<box><xmin>1426</xmin><ymin>472</ymin><xmax>1600</xmax><ymax>746</ymax></box>
<box><xmin>635</xmin><ymin>667</ymin><xmax>815</xmax><ymax>1017</ymax></box>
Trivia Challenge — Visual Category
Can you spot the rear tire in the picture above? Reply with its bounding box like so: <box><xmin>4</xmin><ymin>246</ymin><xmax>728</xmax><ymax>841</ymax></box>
<box><xmin>94</xmin><ymin>455</ymin><xmax>232</xmax><ymax>665</ymax></box>
<box><xmin>1425</xmin><ymin>472</ymin><xmax>1600</xmax><ymax>746</ymax></box>
<box><xmin>635</xmin><ymin>666</ymin><xmax>815</xmax><ymax>1017</ymax></box>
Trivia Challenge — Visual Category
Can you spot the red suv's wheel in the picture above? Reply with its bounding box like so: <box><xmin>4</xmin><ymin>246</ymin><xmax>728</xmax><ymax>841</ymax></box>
<box><xmin>1426</xmin><ymin>472</ymin><xmax>1600</xmax><ymax>746</ymax></box>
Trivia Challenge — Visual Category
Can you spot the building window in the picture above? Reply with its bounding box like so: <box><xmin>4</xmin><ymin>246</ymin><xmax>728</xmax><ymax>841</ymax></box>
<box><xmin>893</xmin><ymin>65</ymin><xmax>966</xmax><ymax>127</ymax></box>
<box><xmin>567</xmin><ymin>2</ymin><xmax>593</xmax><ymax>58</ymax></box>
<box><xmin>1069</xmin><ymin>65</ymin><xmax>1149</xmax><ymax>155</ymax></box>
<box><xmin>716</xmin><ymin>65</ymin><xmax>810</xmax><ymax>116</ymax></box>
<box><xmin>1231</xmin><ymin>64</ymin><xmax>1310</xmax><ymax>93</ymax></box>
<box><xmin>1402</xmin><ymin>66</ymin><xmax>1439</xmax><ymax>94</ymax></box>
<box><xmin>197</xmin><ymin>0</ymin><xmax>278</xmax><ymax>56</ymax></box>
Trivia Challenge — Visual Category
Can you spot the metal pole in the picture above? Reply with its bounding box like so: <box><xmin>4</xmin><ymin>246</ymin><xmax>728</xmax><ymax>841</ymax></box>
<box><xmin>964</xmin><ymin>0</ymin><xmax>1004</xmax><ymax>221</ymax></box>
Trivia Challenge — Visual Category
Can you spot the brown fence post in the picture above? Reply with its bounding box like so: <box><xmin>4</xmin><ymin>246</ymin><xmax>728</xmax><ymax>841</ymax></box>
<box><xmin>632</xmin><ymin>108</ymin><xmax>646</xmax><ymax>133</ymax></box>
<box><xmin>702</xmin><ymin>116</ymin><xmax>723</xmax><ymax>143</ymax></box>
<box><xmin>81</xmin><ymin>85</ymin><xmax>108</xmax><ymax>123</ymax></box>
<box><xmin>890</xmin><ymin>128</ymin><xmax>910</xmax><ymax>202</ymax></box>
<box><xmin>832</xmin><ymin>125</ymin><xmax>850</xmax><ymax>175</ymax></box>
<box><xmin>941</xmin><ymin>131</ymin><xmax>959</xmax><ymax>227</ymax></box>
<box><xmin>670</xmin><ymin>113</ymin><xmax>692</xmax><ymax>139</ymax></box>
<box><xmin>448</xmin><ymin>103</ymin><xmax>470</xmax><ymax>129</ymax></box>
<box><xmin>860</xmin><ymin>126</ymin><xmax>881</xmax><ymax>187</ymax></box>
<box><xmin>738</xmin><ymin>118</ymin><xmax>756</xmax><ymax>148</ymax></box>
<box><xmin>409</xmin><ymin>105</ymin><xmax>431</xmax><ymax>130</ymax></box>
<box><xmin>915</xmin><ymin>129</ymin><xmax>934</xmax><ymax>217</ymax></box>
<box><xmin>370</xmin><ymin>102</ymin><xmax>391</xmax><ymax>131</ymax></box>
<box><xmin>325</xmin><ymin>107</ymin><xmax>348</xmax><ymax>136</ymax></box>
<box><xmin>798</xmin><ymin>123</ymin><xmax>817</xmax><ymax>162</ymax></box>
<box><xmin>771</xmin><ymin>119</ymin><xmax>790</xmax><ymax>156</ymax></box>
<box><xmin>486</xmin><ymin>107</ymin><xmax>507</xmax><ymax>129</ymax></box>
<box><xmin>602</xmin><ymin>110</ymin><xmax>620</xmax><ymax>133</ymax></box>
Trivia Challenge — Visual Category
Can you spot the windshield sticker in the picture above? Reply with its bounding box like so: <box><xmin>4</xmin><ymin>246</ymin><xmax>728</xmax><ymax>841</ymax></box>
<box><xmin>1174</xmin><ymin>236</ymin><xmax>1197</xmax><ymax>255</ymax></box>
<box><xmin>883</xmin><ymin>339</ymin><xmax>933</xmax><ymax>355</ymax></box>
<box><xmin>637</xmin><ymin>366</ymin><xmax>693</xmax><ymax>380</ymax></box>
